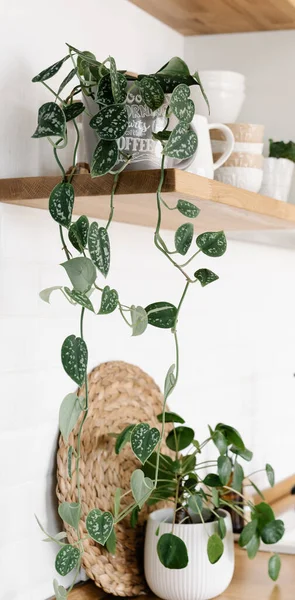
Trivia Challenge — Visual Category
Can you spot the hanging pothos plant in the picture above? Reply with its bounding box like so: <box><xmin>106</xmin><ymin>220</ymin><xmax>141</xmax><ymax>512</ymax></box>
<box><xmin>33</xmin><ymin>46</ymin><xmax>228</xmax><ymax>598</ymax></box>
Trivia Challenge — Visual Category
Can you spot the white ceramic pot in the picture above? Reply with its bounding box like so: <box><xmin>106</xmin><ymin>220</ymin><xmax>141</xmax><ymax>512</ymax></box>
<box><xmin>144</xmin><ymin>508</ymin><xmax>234</xmax><ymax>600</ymax></box>
<box><xmin>260</xmin><ymin>157</ymin><xmax>294</xmax><ymax>202</ymax></box>
<box><xmin>191</xmin><ymin>71</ymin><xmax>245</xmax><ymax>124</ymax></box>
<box><xmin>214</xmin><ymin>166</ymin><xmax>263</xmax><ymax>193</ymax></box>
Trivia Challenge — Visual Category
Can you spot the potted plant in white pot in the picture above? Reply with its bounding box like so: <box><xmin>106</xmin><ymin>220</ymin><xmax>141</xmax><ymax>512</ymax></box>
<box><xmin>260</xmin><ymin>139</ymin><xmax>295</xmax><ymax>201</ymax></box>
<box><xmin>121</xmin><ymin>417</ymin><xmax>284</xmax><ymax>600</ymax></box>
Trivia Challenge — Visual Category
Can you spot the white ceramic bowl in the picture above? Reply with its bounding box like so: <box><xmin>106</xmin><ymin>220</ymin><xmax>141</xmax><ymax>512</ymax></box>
<box><xmin>198</xmin><ymin>70</ymin><xmax>245</xmax><ymax>88</ymax></box>
<box><xmin>192</xmin><ymin>88</ymin><xmax>245</xmax><ymax>124</ymax></box>
<box><xmin>214</xmin><ymin>166</ymin><xmax>263</xmax><ymax>193</ymax></box>
<box><xmin>144</xmin><ymin>508</ymin><xmax>234</xmax><ymax>600</ymax></box>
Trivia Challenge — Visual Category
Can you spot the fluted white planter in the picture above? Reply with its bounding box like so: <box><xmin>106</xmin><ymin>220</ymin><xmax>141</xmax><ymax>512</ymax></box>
<box><xmin>260</xmin><ymin>157</ymin><xmax>295</xmax><ymax>202</ymax></box>
<box><xmin>144</xmin><ymin>508</ymin><xmax>234</xmax><ymax>600</ymax></box>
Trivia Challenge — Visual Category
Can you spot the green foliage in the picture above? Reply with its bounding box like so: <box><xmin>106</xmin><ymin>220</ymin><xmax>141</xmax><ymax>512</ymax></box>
<box><xmin>68</xmin><ymin>216</ymin><xmax>89</xmax><ymax>251</ymax></box>
<box><xmin>32</xmin><ymin>102</ymin><xmax>66</xmax><ymax>139</ymax></box>
<box><xmin>157</xmin><ymin>533</ymin><xmax>189</xmax><ymax>569</ymax></box>
<box><xmin>145</xmin><ymin>301</ymin><xmax>177</xmax><ymax>329</ymax></box>
<box><xmin>61</xmin><ymin>335</ymin><xmax>88</xmax><ymax>386</ymax></box>
<box><xmin>215</xmin><ymin>423</ymin><xmax>245</xmax><ymax>450</ymax></box>
<box><xmin>261</xmin><ymin>520</ymin><xmax>285</xmax><ymax>544</ymax></box>
<box><xmin>232</xmin><ymin>461</ymin><xmax>244</xmax><ymax>493</ymax></box>
<box><xmin>207</xmin><ymin>534</ymin><xmax>224</xmax><ymax>564</ymax></box>
<box><xmin>53</xmin><ymin>579</ymin><xmax>67</xmax><ymax>600</ymax></box>
<box><xmin>217</xmin><ymin>455</ymin><xmax>232</xmax><ymax>485</ymax></box>
<box><xmin>131</xmin><ymin>423</ymin><xmax>160</xmax><ymax>464</ymax></box>
<box><xmin>157</xmin><ymin>411</ymin><xmax>184</xmax><ymax>424</ymax></box>
<box><xmin>130</xmin><ymin>305</ymin><xmax>148</xmax><ymax>336</ymax></box>
<box><xmin>170</xmin><ymin>84</ymin><xmax>195</xmax><ymax>123</ymax></box>
<box><xmin>99</xmin><ymin>286</ymin><xmax>118</xmax><ymax>314</ymax></box>
<box><xmin>268</xmin><ymin>554</ymin><xmax>281</xmax><ymax>581</ymax></box>
<box><xmin>139</xmin><ymin>76</ymin><xmax>165</xmax><ymax>110</ymax></box>
<box><xmin>246</xmin><ymin>533</ymin><xmax>260</xmax><ymax>559</ymax></box>
<box><xmin>86</xmin><ymin>509</ymin><xmax>114</xmax><ymax>545</ymax></box>
<box><xmin>196</xmin><ymin>231</ymin><xmax>227</xmax><ymax>258</ymax></box>
<box><xmin>58</xmin><ymin>502</ymin><xmax>81</xmax><ymax>530</ymax></box>
<box><xmin>59</xmin><ymin>393</ymin><xmax>82</xmax><ymax>442</ymax></box>
<box><xmin>115</xmin><ymin>424</ymin><xmax>134</xmax><ymax>454</ymax></box>
<box><xmin>166</xmin><ymin>426</ymin><xmax>194</xmax><ymax>451</ymax></box>
<box><xmin>164</xmin><ymin>364</ymin><xmax>176</xmax><ymax>398</ymax></box>
<box><xmin>91</xmin><ymin>139</ymin><xmax>118</xmax><ymax>177</ymax></box>
<box><xmin>88</xmin><ymin>223</ymin><xmax>110</xmax><ymax>277</ymax></box>
<box><xmin>163</xmin><ymin>123</ymin><xmax>198</xmax><ymax>160</ymax></box>
<box><xmin>63</xmin><ymin>102</ymin><xmax>85</xmax><ymax>122</ymax></box>
<box><xmin>194</xmin><ymin>268</ymin><xmax>219</xmax><ymax>287</ymax></box>
<box><xmin>90</xmin><ymin>104</ymin><xmax>128</xmax><ymax>140</ymax></box>
<box><xmin>193</xmin><ymin>72</ymin><xmax>210</xmax><ymax>114</ymax></box>
<box><xmin>239</xmin><ymin>520</ymin><xmax>258</xmax><ymax>548</ymax></box>
<box><xmin>131</xmin><ymin>469</ymin><xmax>154</xmax><ymax>508</ymax></box>
<box><xmin>55</xmin><ymin>544</ymin><xmax>80</xmax><ymax>576</ymax></box>
<box><xmin>32</xmin><ymin>56</ymin><xmax>70</xmax><ymax>82</ymax></box>
<box><xmin>266</xmin><ymin>463</ymin><xmax>275</xmax><ymax>487</ymax></box>
<box><xmin>109</xmin><ymin>58</ymin><xmax>127</xmax><ymax>103</ymax></box>
<box><xmin>61</xmin><ymin>257</ymin><xmax>96</xmax><ymax>293</ymax></box>
<box><xmin>269</xmin><ymin>139</ymin><xmax>295</xmax><ymax>162</ymax></box>
<box><xmin>105</xmin><ymin>528</ymin><xmax>116</xmax><ymax>555</ymax></box>
<box><xmin>218</xmin><ymin>517</ymin><xmax>226</xmax><ymax>539</ymax></box>
<box><xmin>175</xmin><ymin>223</ymin><xmax>194</xmax><ymax>255</ymax></box>
<box><xmin>177</xmin><ymin>199</ymin><xmax>200</xmax><ymax>218</ymax></box>
<box><xmin>188</xmin><ymin>493</ymin><xmax>203</xmax><ymax>514</ymax></box>
<box><xmin>49</xmin><ymin>182</ymin><xmax>74</xmax><ymax>228</ymax></box>
<box><xmin>65</xmin><ymin>288</ymin><xmax>94</xmax><ymax>312</ymax></box>
<box><xmin>203</xmin><ymin>473</ymin><xmax>222</xmax><ymax>487</ymax></box>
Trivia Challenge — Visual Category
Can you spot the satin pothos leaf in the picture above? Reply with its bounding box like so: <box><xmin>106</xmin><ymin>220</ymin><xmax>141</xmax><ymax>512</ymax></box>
<box><xmin>139</xmin><ymin>76</ymin><xmax>164</xmax><ymax>110</ymax></box>
<box><xmin>163</xmin><ymin>123</ymin><xmax>198</xmax><ymax>160</ymax></box>
<box><xmin>49</xmin><ymin>182</ymin><xmax>74</xmax><ymax>228</ymax></box>
<box><xmin>177</xmin><ymin>199</ymin><xmax>200</xmax><ymax>218</ymax></box>
<box><xmin>145</xmin><ymin>301</ymin><xmax>177</xmax><ymax>329</ymax></box>
<box><xmin>194</xmin><ymin>269</ymin><xmax>219</xmax><ymax>287</ymax></box>
<box><xmin>32</xmin><ymin>102</ymin><xmax>66</xmax><ymax>139</ymax></box>
<box><xmin>86</xmin><ymin>509</ymin><xmax>114</xmax><ymax>545</ymax></box>
<box><xmin>61</xmin><ymin>257</ymin><xmax>96</xmax><ymax>293</ymax></box>
<box><xmin>68</xmin><ymin>216</ymin><xmax>89</xmax><ymax>252</ymax></box>
<box><xmin>90</xmin><ymin>104</ymin><xmax>128</xmax><ymax>140</ymax></box>
<box><xmin>88</xmin><ymin>223</ymin><xmax>110</xmax><ymax>277</ymax></box>
<box><xmin>64</xmin><ymin>288</ymin><xmax>94</xmax><ymax>312</ymax></box>
<box><xmin>91</xmin><ymin>139</ymin><xmax>118</xmax><ymax>177</ymax></box>
<box><xmin>63</xmin><ymin>101</ymin><xmax>85</xmax><ymax>122</ymax></box>
<box><xmin>109</xmin><ymin>57</ymin><xmax>127</xmax><ymax>103</ymax></box>
<box><xmin>61</xmin><ymin>335</ymin><xmax>88</xmax><ymax>386</ymax></box>
<box><xmin>55</xmin><ymin>544</ymin><xmax>80</xmax><ymax>576</ymax></box>
<box><xmin>196</xmin><ymin>231</ymin><xmax>227</xmax><ymax>257</ymax></box>
<box><xmin>131</xmin><ymin>423</ymin><xmax>160</xmax><ymax>464</ymax></box>
<box><xmin>170</xmin><ymin>84</ymin><xmax>195</xmax><ymax>123</ymax></box>
<box><xmin>131</xmin><ymin>469</ymin><xmax>153</xmax><ymax>508</ymax></box>
<box><xmin>32</xmin><ymin>55</ymin><xmax>70</xmax><ymax>82</ymax></box>
<box><xmin>99</xmin><ymin>286</ymin><xmax>118</xmax><ymax>314</ymax></box>
<box><xmin>175</xmin><ymin>223</ymin><xmax>193</xmax><ymax>255</ymax></box>
<box><xmin>59</xmin><ymin>393</ymin><xmax>82</xmax><ymax>442</ymax></box>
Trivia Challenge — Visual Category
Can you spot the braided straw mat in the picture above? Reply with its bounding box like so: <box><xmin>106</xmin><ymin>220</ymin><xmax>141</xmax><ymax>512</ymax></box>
<box><xmin>56</xmin><ymin>360</ymin><xmax>172</xmax><ymax>596</ymax></box>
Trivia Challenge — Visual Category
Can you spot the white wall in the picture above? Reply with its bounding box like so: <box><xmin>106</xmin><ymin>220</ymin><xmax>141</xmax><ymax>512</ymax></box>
<box><xmin>0</xmin><ymin>1</ymin><xmax>183</xmax><ymax>599</ymax></box>
<box><xmin>184</xmin><ymin>30</ymin><xmax>295</xmax><ymax>199</ymax></box>
<box><xmin>1</xmin><ymin>14</ymin><xmax>295</xmax><ymax>600</ymax></box>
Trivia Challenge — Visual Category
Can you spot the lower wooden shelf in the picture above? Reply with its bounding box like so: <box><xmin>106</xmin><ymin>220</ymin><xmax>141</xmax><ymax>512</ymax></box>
<box><xmin>1</xmin><ymin>169</ymin><xmax>295</xmax><ymax>232</ymax></box>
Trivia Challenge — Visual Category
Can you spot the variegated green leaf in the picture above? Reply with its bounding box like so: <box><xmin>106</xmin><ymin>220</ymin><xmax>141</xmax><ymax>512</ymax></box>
<box><xmin>88</xmin><ymin>223</ymin><xmax>110</xmax><ymax>277</ymax></box>
<box><xmin>63</xmin><ymin>101</ymin><xmax>85</xmax><ymax>122</ymax></box>
<box><xmin>86</xmin><ymin>509</ymin><xmax>114</xmax><ymax>545</ymax></box>
<box><xmin>49</xmin><ymin>182</ymin><xmax>74</xmax><ymax>228</ymax></box>
<box><xmin>57</xmin><ymin>67</ymin><xmax>77</xmax><ymax>95</ymax></box>
<box><xmin>170</xmin><ymin>84</ymin><xmax>195</xmax><ymax>123</ymax></box>
<box><xmin>163</xmin><ymin>122</ymin><xmax>198</xmax><ymax>160</ymax></box>
<box><xmin>130</xmin><ymin>305</ymin><xmax>148</xmax><ymax>336</ymax></box>
<box><xmin>196</xmin><ymin>231</ymin><xmax>227</xmax><ymax>257</ymax></box>
<box><xmin>91</xmin><ymin>139</ymin><xmax>118</xmax><ymax>177</ymax></box>
<box><xmin>194</xmin><ymin>268</ymin><xmax>219</xmax><ymax>287</ymax></box>
<box><xmin>139</xmin><ymin>76</ymin><xmax>164</xmax><ymax>110</ymax></box>
<box><xmin>98</xmin><ymin>285</ymin><xmax>118</xmax><ymax>314</ymax></box>
<box><xmin>90</xmin><ymin>104</ymin><xmax>128</xmax><ymax>140</ymax></box>
<box><xmin>64</xmin><ymin>288</ymin><xmax>94</xmax><ymax>312</ymax></box>
<box><xmin>58</xmin><ymin>502</ymin><xmax>81</xmax><ymax>530</ymax></box>
<box><xmin>177</xmin><ymin>199</ymin><xmax>200</xmax><ymax>218</ymax></box>
<box><xmin>32</xmin><ymin>102</ymin><xmax>66</xmax><ymax>139</ymax></box>
<box><xmin>61</xmin><ymin>335</ymin><xmax>88</xmax><ymax>386</ymax></box>
<box><xmin>175</xmin><ymin>223</ymin><xmax>193</xmax><ymax>255</ymax></box>
<box><xmin>145</xmin><ymin>301</ymin><xmax>177</xmax><ymax>329</ymax></box>
<box><xmin>131</xmin><ymin>423</ymin><xmax>160</xmax><ymax>464</ymax></box>
<box><xmin>115</xmin><ymin>424</ymin><xmax>135</xmax><ymax>454</ymax></box>
<box><xmin>55</xmin><ymin>544</ymin><xmax>80</xmax><ymax>576</ymax></box>
<box><xmin>131</xmin><ymin>469</ymin><xmax>153</xmax><ymax>509</ymax></box>
<box><xmin>95</xmin><ymin>74</ymin><xmax>114</xmax><ymax>106</ymax></box>
<box><xmin>53</xmin><ymin>579</ymin><xmax>67</xmax><ymax>600</ymax></box>
<box><xmin>61</xmin><ymin>257</ymin><xmax>96</xmax><ymax>293</ymax></box>
<box><xmin>32</xmin><ymin>55</ymin><xmax>70</xmax><ymax>82</ymax></box>
<box><xmin>59</xmin><ymin>393</ymin><xmax>82</xmax><ymax>443</ymax></box>
<box><xmin>68</xmin><ymin>216</ymin><xmax>89</xmax><ymax>252</ymax></box>
<box><xmin>109</xmin><ymin>57</ymin><xmax>127</xmax><ymax>103</ymax></box>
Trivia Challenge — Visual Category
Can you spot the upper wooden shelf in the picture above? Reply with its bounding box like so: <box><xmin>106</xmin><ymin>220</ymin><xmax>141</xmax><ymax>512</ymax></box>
<box><xmin>129</xmin><ymin>0</ymin><xmax>295</xmax><ymax>35</ymax></box>
<box><xmin>1</xmin><ymin>169</ymin><xmax>295</xmax><ymax>232</ymax></box>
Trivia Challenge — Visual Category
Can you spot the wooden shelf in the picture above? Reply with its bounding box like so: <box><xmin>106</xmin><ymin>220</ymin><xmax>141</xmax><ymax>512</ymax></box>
<box><xmin>1</xmin><ymin>169</ymin><xmax>295</xmax><ymax>232</ymax></box>
<box><xmin>128</xmin><ymin>0</ymin><xmax>295</xmax><ymax>35</ymax></box>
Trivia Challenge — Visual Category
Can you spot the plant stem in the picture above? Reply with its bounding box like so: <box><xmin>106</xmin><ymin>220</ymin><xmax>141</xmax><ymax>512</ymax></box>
<box><xmin>41</xmin><ymin>80</ymin><xmax>64</xmax><ymax>103</ymax></box>
<box><xmin>59</xmin><ymin>225</ymin><xmax>71</xmax><ymax>260</ymax></box>
<box><xmin>53</xmin><ymin>145</ymin><xmax>66</xmax><ymax>180</ymax></box>
<box><xmin>68</xmin><ymin>119</ymin><xmax>80</xmax><ymax>183</ymax></box>
<box><xmin>106</xmin><ymin>173</ymin><xmax>119</xmax><ymax>230</ymax></box>
<box><xmin>180</xmin><ymin>249</ymin><xmax>201</xmax><ymax>268</ymax></box>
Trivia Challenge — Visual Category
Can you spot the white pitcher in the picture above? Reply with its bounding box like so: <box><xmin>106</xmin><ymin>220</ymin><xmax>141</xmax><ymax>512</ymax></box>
<box><xmin>167</xmin><ymin>114</ymin><xmax>234</xmax><ymax>179</ymax></box>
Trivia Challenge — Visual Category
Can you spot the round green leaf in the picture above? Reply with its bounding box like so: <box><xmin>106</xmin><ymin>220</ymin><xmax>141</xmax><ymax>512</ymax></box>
<box><xmin>68</xmin><ymin>216</ymin><xmax>89</xmax><ymax>252</ymax></box>
<box><xmin>91</xmin><ymin>139</ymin><xmax>118</xmax><ymax>177</ymax></box>
<box><xmin>145</xmin><ymin>301</ymin><xmax>177</xmax><ymax>329</ymax></box>
<box><xmin>99</xmin><ymin>285</ymin><xmax>118</xmax><ymax>314</ymax></box>
<box><xmin>188</xmin><ymin>493</ymin><xmax>203</xmax><ymax>514</ymax></box>
<box><xmin>163</xmin><ymin>122</ymin><xmax>198</xmax><ymax>160</ymax></box>
<box><xmin>32</xmin><ymin>55</ymin><xmax>70</xmax><ymax>82</ymax></box>
<box><xmin>86</xmin><ymin>509</ymin><xmax>114</xmax><ymax>545</ymax></box>
<box><xmin>170</xmin><ymin>84</ymin><xmax>195</xmax><ymax>123</ymax></box>
<box><xmin>61</xmin><ymin>335</ymin><xmax>88</xmax><ymax>386</ymax></box>
<box><xmin>139</xmin><ymin>76</ymin><xmax>165</xmax><ymax>110</ymax></box>
<box><xmin>217</xmin><ymin>455</ymin><xmax>232</xmax><ymax>486</ymax></box>
<box><xmin>175</xmin><ymin>223</ymin><xmax>193</xmax><ymax>255</ymax></box>
<box><xmin>215</xmin><ymin>424</ymin><xmax>245</xmax><ymax>451</ymax></box>
<box><xmin>90</xmin><ymin>104</ymin><xmax>128</xmax><ymax>140</ymax></box>
<box><xmin>157</xmin><ymin>411</ymin><xmax>184</xmax><ymax>424</ymax></box>
<box><xmin>231</xmin><ymin>445</ymin><xmax>253</xmax><ymax>462</ymax></box>
<box><xmin>194</xmin><ymin>268</ymin><xmax>219</xmax><ymax>287</ymax></box>
<box><xmin>131</xmin><ymin>423</ymin><xmax>160</xmax><ymax>464</ymax></box>
<box><xmin>166</xmin><ymin>426</ymin><xmax>194</xmax><ymax>452</ymax></box>
<box><xmin>157</xmin><ymin>57</ymin><xmax>190</xmax><ymax>78</ymax></box>
<box><xmin>203</xmin><ymin>473</ymin><xmax>222</xmax><ymax>487</ymax></box>
<box><xmin>49</xmin><ymin>182</ymin><xmax>74</xmax><ymax>228</ymax></box>
<box><xmin>268</xmin><ymin>554</ymin><xmax>281</xmax><ymax>581</ymax></box>
<box><xmin>246</xmin><ymin>533</ymin><xmax>260</xmax><ymax>559</ymax></box>
<box><xmin>177</xmin><ymin>199</ymin><xmax>200</xmax><ymax>218</ymax></box>
<box><xmin>58</xmin><ymin>502</ymin><xmax>81</xmax><ymax>530</ymax></box>
<box><xmin>157</xmin><ymin>533</ymin><xmax>188</xmax><ymax>569</ymax></box>
<box><xmin>88</xmin><ymin>223</ymin><xmax>110</xmax><ymax>277</ymax></box>
<box><xmin>63</xmin><ymin>101</ymin><xmax>85</xmax><ymax>122</ymax></box>
<box><xmin>32</xmin><ymin>102</ymin><xmax>66</xmax><ymax>139</ymax></box>
<box><xmin>115</xmin><ymin>424</ymin><xmax>135</xmax><ymax>454</ymax></box>
<box><xmin>266</xmin><ymin>463</ymin><xmax>275</xmax><ymax>487</ymax></box>
<box><xmin>61</xmin><ymin>257</ymin><xmax>96</xmax><ymax>293</ymax></box>
<box><xmin>207</xmin><ymin>534</ymin><xmax>224</xmax><ymax>564</ymax></box>
<box><xmin>254</xmin><ymin>502</ymin><xmax>275</xmax><ymax>532</ymax></box>
<box><xmin>239</xmin><ymin>519</ymin><xmax>258</xmax><ymax>548</ymax></box>
<box><xmin>212</xmin><ymin>430</ymin><xmax>227</xmax><ymax>455</ymax></box>
<box><xmin>130</xmin><ymin>305</ymin><xmax>148</xmax><ymax>336</ymax></box>
<box><xmin>232</xmin><ymin>461</ymin><xmax>244</xmax><ymax>493</ymax></box>
<box><xmin>261</xmin><ymin>520</ymin><xmax>285</xmax><ymax>544</ymax></box>
<box><xmin>55</xmin><ymin>544</ymin><xmax>80</xmax><ymax>577</ymax></box>
<box><xmin>59</xmin><ymin>392</ymin><xmax>82</xmax><ymax>442</ymax></box>
<box><xmin>196</xmin><ymin>231</ymin><xmax>227</xmax><ymax>258</ymax></box>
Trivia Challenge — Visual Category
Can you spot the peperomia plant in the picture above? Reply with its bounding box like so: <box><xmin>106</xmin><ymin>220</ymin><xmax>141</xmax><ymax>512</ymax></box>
<box><xmin>118</xmin><ymin>416</ymin><xmax>284</xmax><ymax>581</ymax></box>
<box><xmin>33</xmin><ymin>45</ymin><xmax>228</xmax><ymax>598</ymax></box>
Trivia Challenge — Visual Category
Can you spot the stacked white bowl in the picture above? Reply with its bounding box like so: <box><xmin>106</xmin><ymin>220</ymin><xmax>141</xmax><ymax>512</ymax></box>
<box><xmin>191</xmin><ymin>71</ymin><xmax>245</xmax><ymax>124</ymax></box>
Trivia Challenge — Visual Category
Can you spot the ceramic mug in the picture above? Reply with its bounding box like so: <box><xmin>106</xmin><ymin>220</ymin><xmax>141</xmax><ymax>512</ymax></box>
<box><xmin>167</xmin><ymin>114</ymin><xmax>234</xmax><ymax>179</ymax></box>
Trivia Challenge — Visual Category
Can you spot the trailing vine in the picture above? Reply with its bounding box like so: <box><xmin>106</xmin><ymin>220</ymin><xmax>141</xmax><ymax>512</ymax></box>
<box><xmin>32</xmin><ymin>46</ymin><xmax>282</xmax><ymax>597</ymax></box>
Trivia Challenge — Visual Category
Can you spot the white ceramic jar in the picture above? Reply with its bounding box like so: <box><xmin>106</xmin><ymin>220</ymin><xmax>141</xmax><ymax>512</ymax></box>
<box><xmin>260</xmin><ymin>157</ymin><xmax>295</xmax><ymax>202</ymax></box>
<box><xmin>144</xmin><ymin>508</ymin><xmax>234</xmax><ymax>600</ymax></box>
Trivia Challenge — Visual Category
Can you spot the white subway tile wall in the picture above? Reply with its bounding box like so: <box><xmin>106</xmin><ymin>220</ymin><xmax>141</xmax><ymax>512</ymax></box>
<box><xmin>1</xmin><ymin>201</ymin><xmax>295</xmax><ymax>598</ymax></box>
